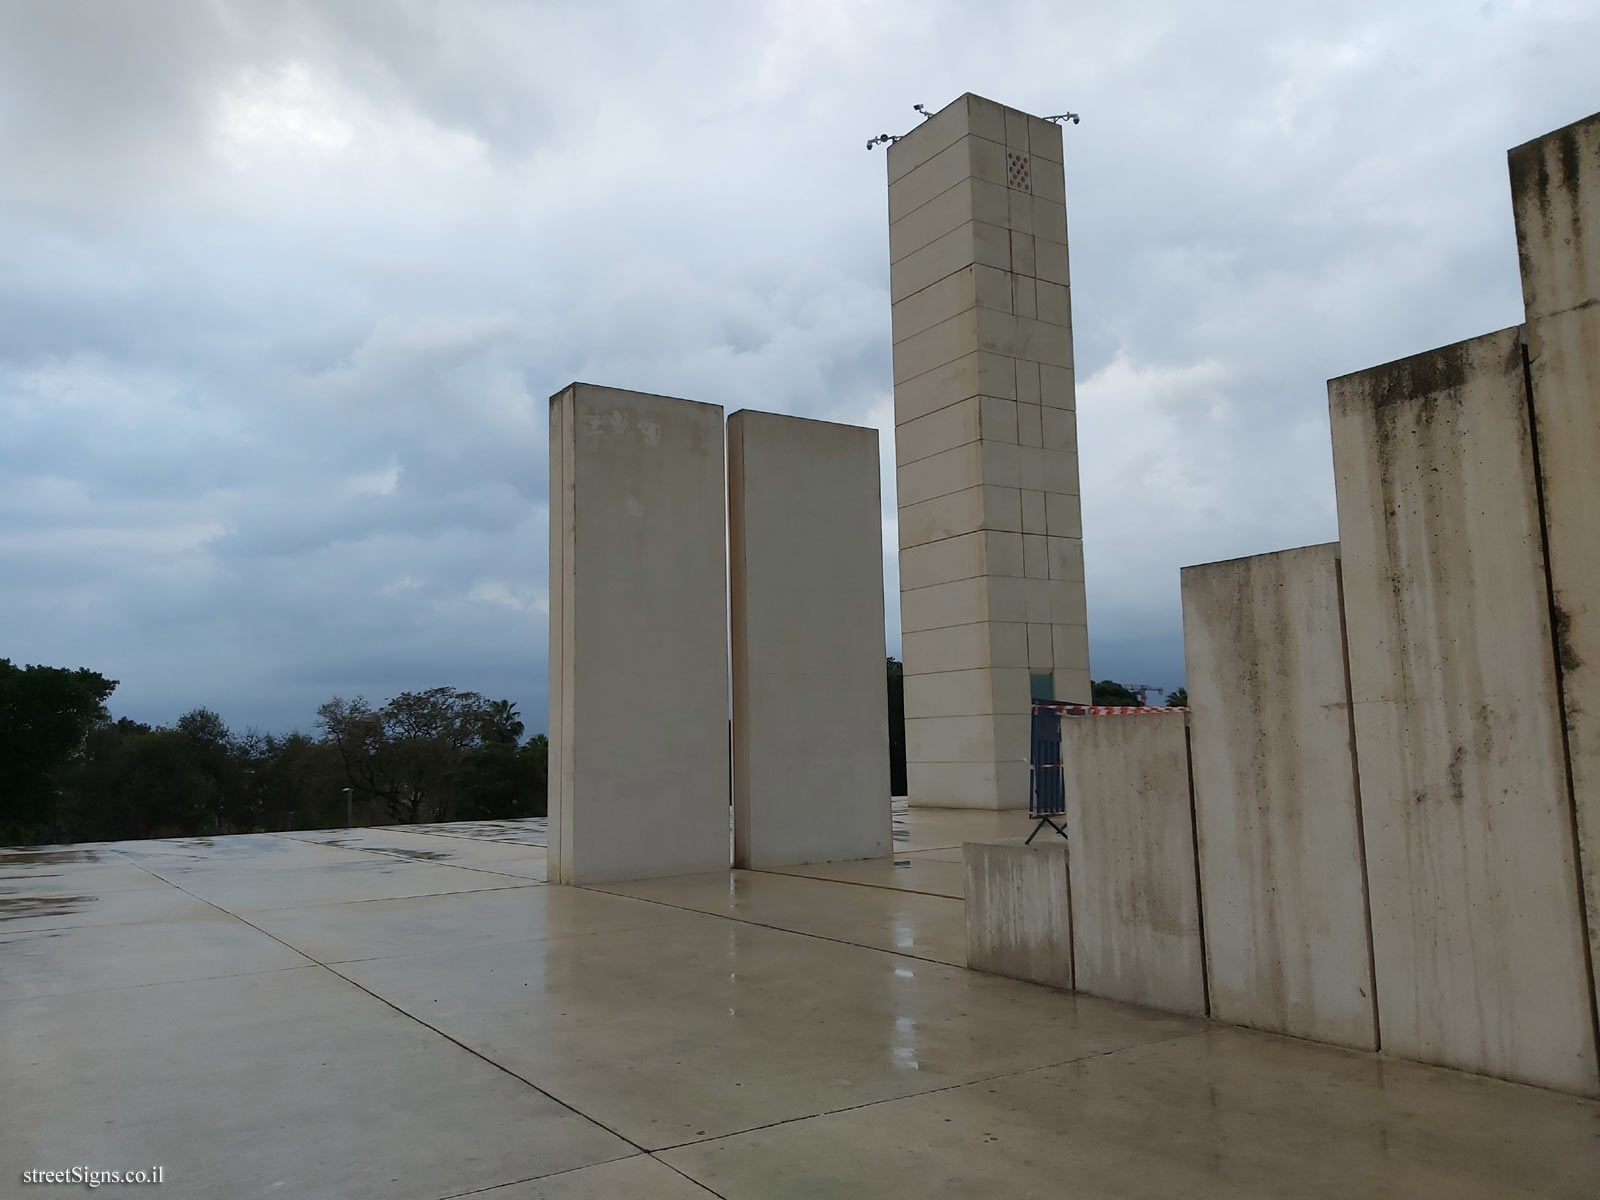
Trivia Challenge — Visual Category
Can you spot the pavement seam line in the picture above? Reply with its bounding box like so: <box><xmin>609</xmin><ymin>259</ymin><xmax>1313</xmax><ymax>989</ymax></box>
<box><xmin>572</xmin><ymin>883</ymin><xmax>964</xmax><ymax>969</ymax></box>
<box><xmin>107</xmin><ymin>849</ymin><xmax>651</xmax><ymax>1157</ymax></box>
<box><xmin>652</xmin><ymin>1026</ymin><xmax>1214</xmax><ymax>1152</ymax></box>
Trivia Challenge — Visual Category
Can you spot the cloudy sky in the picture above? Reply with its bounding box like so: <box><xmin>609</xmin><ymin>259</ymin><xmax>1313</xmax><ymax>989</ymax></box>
<box><xmin>2</xmin><ymin>0</ymin><xmax>1595</xmax><ymax>734</ymax></box>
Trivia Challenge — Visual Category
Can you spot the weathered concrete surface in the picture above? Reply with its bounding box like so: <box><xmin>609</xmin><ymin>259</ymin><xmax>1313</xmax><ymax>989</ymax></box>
<box><xmin>1062</xmin><ymin>712</ymin><xmax>1207</xmax><ymax>1016</ymax></box>
<box><xmin>964</xmin><ymin>839</ymin><xmax>1073</xmax><ymax>989</ymax></box>
<box><xmin>548</xmin><ymin>384</ymin><xmax>729</xmax><ymax>884</ymax></box>
<box><xmin>1511</xmin><ymin>110</ymin><xmax>1600</xmax><ymax>1021</ymax></box>
<box><xmin>1180</xmin><ymin>543</ymin><xmax>1377</xmax><ymax>1050</ymax></box>
<box><xmin>1330</xmin><ymin>328</ymin><xmax>1598</xmax><ymax>1094</ymax></box>
<box><xmin>727</xmin><ymin>410</ymin><xmax>892</xmax><ymax>868</ymax></box>
<box><xmin>888</xmin><ymin>93</ymin><xmax>1088</xmax><ymax>811</ymax></box>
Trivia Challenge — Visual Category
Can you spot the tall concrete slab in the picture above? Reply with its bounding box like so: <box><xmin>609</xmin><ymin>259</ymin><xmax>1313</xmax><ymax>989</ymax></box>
<box><xmin>1180</xmin><ymin>543</ymin><xmax>1377</xmax><ymax>1050</ymax></box>
<box><xmin>548</xmin><ymin>384</ymin><xmax>730</xmax><ymax>885</ymax></box>
<box><xmin>1511</xmin><ymin>111</ymin><xmax>1600</xmax><ymax>1020</ymax></box>
<box><xmin>887</xmin><ymin>93</ymin><xmax>1089</xmax><ymax>810</ymax></box>
<box><xmin>1330</xmin><ymin>329</ymin><xmax>1599</xmax><ymax>1094</ymax></box>
<box><xmin>727</xmin><ymin>411</ymin><xmax>892</xmax><ymax>869</ymax></box>
<box><xmin>1062</xmin><ymin>712</ymin><xmax>1207</xmax><ymax>1017</ymax></box>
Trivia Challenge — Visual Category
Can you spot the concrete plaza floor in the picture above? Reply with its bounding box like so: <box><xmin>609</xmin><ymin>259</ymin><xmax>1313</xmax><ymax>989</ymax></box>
<box><xmin>3</xmin><ymin>806</ymin><xmax>1598</xmax><ymax>1199</ymax></box>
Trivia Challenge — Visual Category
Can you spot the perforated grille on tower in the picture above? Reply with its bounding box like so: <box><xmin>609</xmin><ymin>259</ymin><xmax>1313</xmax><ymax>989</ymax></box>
<box><xmin>1006</xmin><ymin>151</ymin><xmax>1032</xmax><ymax>192</ymax></box>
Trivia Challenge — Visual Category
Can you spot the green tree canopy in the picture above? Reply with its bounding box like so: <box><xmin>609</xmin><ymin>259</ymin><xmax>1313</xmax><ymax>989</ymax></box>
<box><xmin>0</xmin><ymin>659</ymin><xmax>117</xmax><ymax>839</ymax></box>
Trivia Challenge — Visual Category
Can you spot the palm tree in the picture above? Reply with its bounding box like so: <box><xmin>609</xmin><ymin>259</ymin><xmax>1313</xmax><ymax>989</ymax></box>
<box><xmin>484</xmin><ymin>699</ymin><xmax>524</xmax><ymax>745</ymax></box>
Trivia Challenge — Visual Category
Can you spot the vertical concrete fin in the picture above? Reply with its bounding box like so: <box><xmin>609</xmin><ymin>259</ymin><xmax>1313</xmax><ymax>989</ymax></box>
<box><xmin>1329</xmin><ymin>328</ymin><xmax>1597</xmax><ymax>1094</ymax></box>
<box><xmin>1181</xmin><ymin>543</ymin><xmax>1377</xmax><ymax>1050</ymax></box>
<box><xmin>1511</xmin><ymin>112</ymin><xmax>1600</xmax><ymax>1080</ymax></box>
<box><xmin>547</xmin><ymin>384</ymin><xmax>730</xmax><ymax>885</ymax></box>
<box><xmin>727</xmin><ymin>410</ymin><xmax>892</xmax><ymax>869</ymax></box>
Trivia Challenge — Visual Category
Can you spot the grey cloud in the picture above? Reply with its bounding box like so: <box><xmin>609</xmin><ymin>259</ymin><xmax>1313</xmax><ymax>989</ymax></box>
<box><xmin>2</xmin><ymin>0</ymin><xmax>1597</xmax><ymax>732</ymax></box>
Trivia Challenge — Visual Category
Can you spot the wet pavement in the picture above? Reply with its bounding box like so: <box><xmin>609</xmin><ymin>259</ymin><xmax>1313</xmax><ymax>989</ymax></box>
<box><xmin>3</xmin><ymin>807</ymin><xmax>1598</xmax><ymax>1198</ymax></box>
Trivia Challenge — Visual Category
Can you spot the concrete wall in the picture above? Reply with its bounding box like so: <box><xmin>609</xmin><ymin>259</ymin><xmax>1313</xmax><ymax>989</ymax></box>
<box><xmin>1062</xmin><ymin>712</ymin><xmax>1207</xmax><ymax>1016</ymax></box>
<box><xmin>964</xmin><ymin>840</ymin><xmax>1073</xmax><ymax>990</ymax></box>
<box><xmin>1511</xmin><ymin>111</ymin><xmax>1600</xmax><ymax>1020</ymax></box>
<box><xmin>1329</xmin><ymin>329</ymin><xmax>1598</xmax><ymax>1094</ymax></box>
<box><xmin>727</xmin><ymin>411</ymin><xmax>892</xmax><ymax>868</ymax></box>
<box><xmin>548</xmin><ymin>384</ymin><xmax>730</xmax><ymax>885</ymax></box>
<box><xmin>888</xmin><ymin>93</ymin><xmax>1089</xmax><ymax>810</ymax></box>
<box><xmin>1180</xmin><ymin>543</ymin><xmax>1377</xmax><ymax>1050</ymax></box>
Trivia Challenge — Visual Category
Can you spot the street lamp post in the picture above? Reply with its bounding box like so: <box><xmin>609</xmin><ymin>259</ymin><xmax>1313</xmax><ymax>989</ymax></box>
<box><xmin>343</xmin><ymin>786</ymin><xmax>353</xmax><ymax>829</ymax></box>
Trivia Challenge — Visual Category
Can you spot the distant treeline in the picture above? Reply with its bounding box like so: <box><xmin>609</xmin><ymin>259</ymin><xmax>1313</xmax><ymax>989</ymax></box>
<box><xmin>0</xmin><ymin>658</ymin><xmax>546</xmax><ymax>846</ymax></box>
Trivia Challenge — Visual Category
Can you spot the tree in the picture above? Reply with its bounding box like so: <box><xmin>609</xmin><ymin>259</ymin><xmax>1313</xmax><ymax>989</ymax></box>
<box><xmin>1166</xmin><ymin>687</ymin><xmax>1189</xmax><ymax>707</ymax></box>
<box><xmin>453</xmin><ymin>733</ymin><xmax>548</xmax><ymax>820</ymax></box>
<box><xmin>0</xmin><ymin>659</ymin><xmax>117</xmax><ymax>841</ymax></box>
<box><xmin>886</xmin><ymin>657</ymin><xmax>907</xmax><ymax>797</ymax></box>
<box><xmin>318</xmin><ymin>688</ymin><xmax>514</xmax><ymax>824</ymax></box>
<box><xmin>483</xmin><ymin>699</ymin><xmax>524</xmax><ymax>745</ymax></box>
<box><xmin>1091</xmin><ymin>679</ymin><xmax>1143</xmax><ymax>706</ymax></box>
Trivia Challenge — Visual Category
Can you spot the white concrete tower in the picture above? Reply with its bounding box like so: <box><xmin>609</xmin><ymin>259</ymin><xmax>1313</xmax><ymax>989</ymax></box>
<box><xmin>887</xmin><ymin>93</ymin><xmax>1089</xmax><ymax>810</ymax></box>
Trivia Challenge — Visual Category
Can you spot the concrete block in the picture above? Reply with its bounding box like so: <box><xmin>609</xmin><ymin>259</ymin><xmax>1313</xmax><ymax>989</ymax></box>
<box><xmin>1004</xmin><ymin>108</ymin><xmax>1030</xmax><ymax>151</ymax></box>
<box><xmin>1041</xmin><ymin>406</ymin><xmax>1078</xmax><ymax>452</ymax></box>
<box><xmin>898</xmin><ymin>486</ymin><xmax>988</xmax><ymax>549</ymax></box>
<box><xmin>1055</xmin><ymin>667</ymin><xmax>1091</xmax><ymax>706</ymax></box>
<box><xmin>890</xmin><ymin>224</ymin><xmax>978</xmax><ymax>305</ymax></box>
<box><xmin>1063</xmin><ymin>712</ymin><xmax>1207</xmax><ymax>1016</ymax></box>
<box><xmin>1046</xmin><ymin>537</ymin><xmax>1083</xmax><ymax>581</ymax></box>
<box><xmin>1016</xmin><ymin>360</ymin><xmax>1041</xmax><ymax>405</ymax></box>
<box><xmin>885</xmin><ymin>97</ymin><xmax>970</xmax><ymax>184</ymax></box>
<box><xmin>893</xmin><ymin>309</ymin><xmax>979</xmax><ymax>385</ymax></box>
<box><xmin>1018</xmin><ymin>316</ymin><xmax>1072</xmax><ymax>368</ymax></box>
<box><xmin>1007</xmin><ymin>230</ymin><xmax>1034</xmax><ymax>278</ymax></box>
<box><xmin>548</xmin><ymin>384</ymin><xmax>729</xmax><ymax>885</ymax></box>
<box><xmin>1037</xmin><ymin>281</ymin><xmax>1071</xmax><ymax>328</ymax></box>
<box><xmin>1016</xmin><ymin>400</ymin><xmax>1042</xmax><ymax>447</ymax></box>
<box><xmin>978</xmin><ymin>395</ymin><xmax>1018</xmax><ymax>442</ymax></box>
<box><xmin>908</xmin><ymin>758</ymin><xmax>1029</xmax><ymax>810</ymax></box>
<box><xmin>966</xmin><ymin>94</ymin><xmax>1007</xmax><ymax>144</ymax></box>
<box><xmin>1044</xmin><ymin>492</ymin><xmax>1082</xmax><ymax>538</ymax></box>
<box><xmin>899</xmin><ymin>575</ymin><xmax>990</xmax><ymax>634</ymax></box>
<box><xmin>1511</xmin><ymin>112</ymin><xmax>1600</xmax><ymax>1023</ymax></box>
<box><xmin>969</xmin><ymin>136</ymin><xmax>1008</xmax><ymax>189</ymax></box>
<box><xmin>727</xmin><ymin>412</ymin><xmax>890</xmax><ymax>870</ymax></box>
<box><xmin>1051</xmin><ymin>624</ymin><xmax>1090</xmax><ymax>673</ymax></box>
<box><xmin>899</xmin><ymin>535</ymin><xmax>982</xmax><ymax>593</ymax></box>
<box><xmin>891</xmin><ymin>267</ymin><xmax>976</xmax><ymax>347</ymax></box>
<box><xmin>1180</xmin><ymin>543</ymin><xmax>1376</xmax><ymax>1050</ymax></box>
<box><xmin>897</xmin><ymin>442</ymin><xmax>984</xmax><ymax>508</ymax></box>
<box><xmin>896</xmin><ymin>397</ymin><xmax>981</xmax><ymax>467</ymax></box>
<box><xmin>1020</xmin><ymin>489</ymin><xmax>1046</xmax><ymax>535</ymax></box>
<box><xmin>894</xmin><ymin>354</ymin><xmax>977</xmax><ymax>425</ymax></box>
<box><xmin>902</xmin><ymin>620</ymin><xmax>1026</xmax><ymax>675</ymax></box>
<box><xmin>1025</xmin><ymin>622</ymin><xmax>1052</xmax><ymax>670</ymax></box>
<box><xmin>888</xmin><ymin>138</ymin><xmax>971</xmax><ymax>224</ymax></box>
<box><xmin>1033</xmin><ymin>156</ymin><xmax>1066</xmax><ymax>204</ymax></box>
<box><xmin>889</xmin><ymin>179</ymin><xmax>975</xmax><ymax>264</ymax></box>
<box><xmin>1032</xmin><ymin>193</ymin><xmax>1068</xmax><ymax>244</ymax></box>
<box><xmin>1040</xmin><ymin>364</ymin><xmax>1075</xmax><ymax>410</ymax></box>
<box><xmin>1028</xmin><ymin>116</ymin><xmax>1064</xmax><ymax>163</ymax></box>
<box><xmin>905</xmin><ymin>713</ymin><xmax>1029</xmax><ymax>765</ymax></box>
<box><xmin>973</xmin><ymin>263</ymin><xmax>1013</xmax><ymax>313</ymax></box>
<box><xmin>1006</xmin><ymin>188</ymin><xmax>1035</xmax><ymax>235</ymax></box>
<box><xmin>905</xmin><ymin>667</ymin><xmax>1029</xmax><ymax>719</ymax></box>
<box><xmin>1049</xmin><ymin>580</ymin><xmax>1087</xmax><ymax>625</ymax></box>
<box><xmin>1330</xmin><ymin>327</ymin><xmax>1598</xmax><ymax>1094</ymax></box>
<box><xmin>1036</xmin><ymin>240</ymin><xmax>1070</xmax><ymax>286</ymax></box>
<box><xmin>965</xmin><ymin>840</ymin><xmax>1073</xmax><ymax>990</ymax></box>
<box><xmin>1022</xmin><ymin>533</ymin><xmax>1048</xmax><ymax>580</ymax></box>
